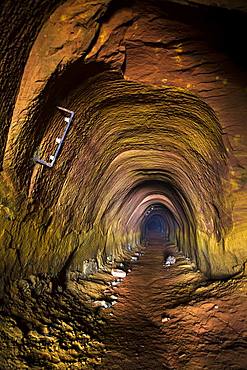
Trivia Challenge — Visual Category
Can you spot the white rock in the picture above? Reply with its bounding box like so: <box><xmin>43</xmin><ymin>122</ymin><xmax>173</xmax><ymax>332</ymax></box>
<box><xmin>162</xmin><ymin>317</ymin><xmax>171</xmax><ymax>323</ymax></box>
<box><xmin>111</xmin><ymin>281</ymin><xmax>120</xmax><ymax>286</ymax></box>
<box><xmin>164</xmin><ymin>256</ymin><xmax>176</xmax><ymax>266</ymax></box>
<box><xmin>111</xmin><ymin>269</ymin><xmax>126</xmax><ymax>278</ymax></box>
<box><xmin>93</xmin><ymin>300</ymin><xmax>111</xmax><ymax>309</ymax></box>
<box><xmin>131</xmin><ymin>256</ymin><xmax>138</xmax><ymax>262</ymax></box>
<box><xmin>106</xmin><ymin>255</ymin><xmax>113</xmax><ymax>262</ymax></box>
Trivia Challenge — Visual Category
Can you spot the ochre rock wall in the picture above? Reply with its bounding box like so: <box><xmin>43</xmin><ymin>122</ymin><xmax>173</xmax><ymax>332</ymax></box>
<box><xmin>0</xmin><ymin>0</ymin><xmax>66</xmax><ymax>168</ymax></box>
<box><xmin>0</xmin><ymin>0</ymin><xmax>246</xmax><ymax>296</ymax></box>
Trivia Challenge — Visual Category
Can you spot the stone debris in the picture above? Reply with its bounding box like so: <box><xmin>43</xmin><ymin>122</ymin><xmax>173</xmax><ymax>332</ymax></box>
<box><xmin>17</xmin><ymin>275</ymin><xmax>52</xmax><ymax>296</ymax></box>
<box><xmin>111</xmin><ymin>281</ymin><xmax>121</xmax><ymax>287</ymax></box>
<box><xmin>131</xmin><ymin>256</ymin><xmax>138</xmax><ymax>262</ymax></box>
<box><xmin>106</xmin><ymin>255</ymin><xmax>112</xmax><ymax>262</ymax></box>
<box><xmin>93</xmin><ymin>300</ymin><xmax>111</xmax><ymax>309</ymax></box>
<box><xmin>82</xmin><ymin>259</ymin><xmax>98</xmax><ymax>276</ymax></box>
<box><xmin>161</xmin><ymin>317</ymin><xmax>171</xmax><ymax>323</ymax></box>
<box><xmin>0</xmin><ymin>279</ymin><xmax>106</xmax><ymax>369</ymax></box>
<box><xmin>164</xmin><ymin>256</ymin><xmax>176</xmax><ymax>266</ymax></box>
<box><xmin>135</xmin><ymin>251</ymin><xmax>143</xmax><ymax>257</ymax></box>
<box><xmin>111</xmin><ymin>269</ymin><xmax>126</xmax><ymax>278</ymax></box>
<box><xmin>92</xmin><ymin>290</ymin><xmax>118</xmax><ymax>309</ymax></box>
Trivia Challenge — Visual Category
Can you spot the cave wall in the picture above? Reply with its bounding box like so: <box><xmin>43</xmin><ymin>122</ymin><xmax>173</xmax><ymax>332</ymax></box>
<box><xmin>0</xmin><ymin>0</ymin><xmax>247</xmax><ymax>295</ymax></box>
<box><xmin>0</xmin><ymin>0</ymin><xmax>67</xmax><ymax>168</ymax></box>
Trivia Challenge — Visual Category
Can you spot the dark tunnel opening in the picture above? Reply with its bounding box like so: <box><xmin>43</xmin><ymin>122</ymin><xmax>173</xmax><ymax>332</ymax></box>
<box><xmin>140</xmin><ymin>203</ymin><xmax>178</xmax><ymax>246</ymax></box>
<box><xmin>146</xmin><ymin>214</ymin><xmax>165</xmax><ymax>234</ymax></box>
<box><xmin>143</xmin><ymin>213</ymin><xmax>166</xmax><ymax>243</ymax></box>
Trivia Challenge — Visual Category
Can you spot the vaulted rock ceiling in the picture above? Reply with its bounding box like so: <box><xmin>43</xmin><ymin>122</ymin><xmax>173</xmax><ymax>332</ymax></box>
<box><xmin>0</xmin><ymin>0</ymin><xmax>246</xmax><ymax>297</ymax></box>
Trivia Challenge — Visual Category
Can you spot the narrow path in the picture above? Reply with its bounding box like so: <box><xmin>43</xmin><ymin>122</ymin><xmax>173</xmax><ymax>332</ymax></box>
<box><xmin>0</xmin><ymin>243</ymin><xmax>246</xmax><ymax>369</ymax></box>
<box><xmin>100</xmin><ymin>243</ymin><xmax>247</xmax><ymax>370</ymax></box>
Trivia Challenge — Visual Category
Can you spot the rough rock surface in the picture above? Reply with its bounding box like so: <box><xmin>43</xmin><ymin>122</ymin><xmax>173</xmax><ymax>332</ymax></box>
<box><xmin>100</xmin><ymin>244</ymin><xmax>247</xmax><ymax>369</ymax></box>
<box><xmin>0</xmin><ymin>0</ymin><xmax>246</xmax><ymax>297</ymax></box>
<box><xmin>0</xmin><ymin>0</ymin><xmax>65</xmax><ymax>167</ymax></box>
<box><xmin>0</xmin><ymin>243</ymin><xmax>246</xmax><ymax>369</ymax></box>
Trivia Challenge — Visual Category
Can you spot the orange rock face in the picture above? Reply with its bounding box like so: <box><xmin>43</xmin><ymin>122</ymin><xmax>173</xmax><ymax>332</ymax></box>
<box><xmin>0</xmin><ymin>0</ymin><xmax>246</xmax><ymax>294</ymax></box>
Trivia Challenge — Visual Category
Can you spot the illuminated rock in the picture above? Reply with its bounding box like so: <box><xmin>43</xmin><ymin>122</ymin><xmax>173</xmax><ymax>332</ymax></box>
<box><xmin>164</xmin><ymin>256</ymin><xmax>176</xmax><ymax>266</ymax></box>
<box><xmin>111</xmin><ymin>269</ymin><xmax>127</xmax><ymax>279</ymax></box>
<box><xmin>0</xmin><ymin>0</ymin><xmax>246</xmax><ymax>297</ymax></box>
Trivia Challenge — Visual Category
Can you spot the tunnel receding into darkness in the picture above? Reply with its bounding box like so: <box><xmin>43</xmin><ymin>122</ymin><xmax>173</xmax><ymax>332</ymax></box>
<box><xmin>0</xmin><ymin>69</ymin><xmax>234</xmax><ymax>286</ymax></box>
<box><xmin>0</xmin><ymin>0</ymin><xmax>247</xmax><ymax>368</ymax></box>
<box><xmin>141</xmin><ymin>204</ymin><xmax>176</xmax><ymax>245</ymax></box>
<box><xmin>143</xmin><ymin>211</ymin><xmax>167</xmax><ymax>243</ymax></box>
<box><xmin>0</xmin><ymin>0</ymin><xmax>247</xmax><ymax>300</ymax></box>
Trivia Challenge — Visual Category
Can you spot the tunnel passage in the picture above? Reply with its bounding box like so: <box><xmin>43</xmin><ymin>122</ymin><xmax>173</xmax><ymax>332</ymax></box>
<box><xmin>144</xmin><ymin>214</ymin><xmax>166</xmax><ymax>242</ymax></box>
<box><xmin>0</xmin><ymin>2</ymin><xmax>247</xmax><ymax>368</ymax></box>
<box><xmin>141</xmin><ymin>204</ymin><xmax>172</xmax><ymax>245</ymax></box>
<box><xmin>140</xmin><ymin>202</ymin><xmax>180</xmax><ymax>246</ymax></box>
<box><xmin>124</xmin><ymin>181</ymin><xmax>186</xmax><ymax>253</ymax></box>
<box><xmin>2</xmin><ymin>0</ymin><xmax>247</xmax><ymax>292</ymax></box>
<box><xmin>0</xmin><ymin>69</ymin><xmax>232</xmax><ymax>288</ymax></box>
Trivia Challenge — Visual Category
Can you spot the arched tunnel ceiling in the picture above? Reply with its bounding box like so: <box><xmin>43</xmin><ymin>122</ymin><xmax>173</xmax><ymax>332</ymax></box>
<box><xmin>3</xmin><ymin>71</ymin><xmax>231</xmax><ymax>274</ymax></box>
<box><xmin>0</xmin><ymin>0</ymin><xmax>247</xmax><ymax>295</ymax></box>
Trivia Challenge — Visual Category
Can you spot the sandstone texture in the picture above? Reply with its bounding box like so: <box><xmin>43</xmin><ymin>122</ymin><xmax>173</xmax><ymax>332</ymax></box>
<box><xmin>0</xmin><ymin>0</ymin><xmax>246</xmax><ymax>299</ymax></box>
<box><xmin>0</xmin><ymin>243</ymin><xmax>246</xmax><ymax>369</ymax></box>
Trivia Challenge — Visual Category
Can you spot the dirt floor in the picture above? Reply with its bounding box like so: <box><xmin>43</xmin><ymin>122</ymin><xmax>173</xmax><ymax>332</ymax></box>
<box><xmin>0</xmin><ymin>242</ymin><xmax>247</xmax><ymax>369</ymax></box>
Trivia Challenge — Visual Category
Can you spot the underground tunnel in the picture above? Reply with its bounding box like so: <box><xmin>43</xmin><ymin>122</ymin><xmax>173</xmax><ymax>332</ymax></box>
<box><xmin>142</xmin><ymin>207</ymin><xmax>168</xmax><ymax>243</ymax></box>
<box><xmin>0</xmin><ymin>0</ymin><xmax>247</xmax><ymax>369</ymax></box>
<box><xmin>141</xmin><ymin>203</ymin><xmax>177</xmax><ymax>244</ymax></box>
